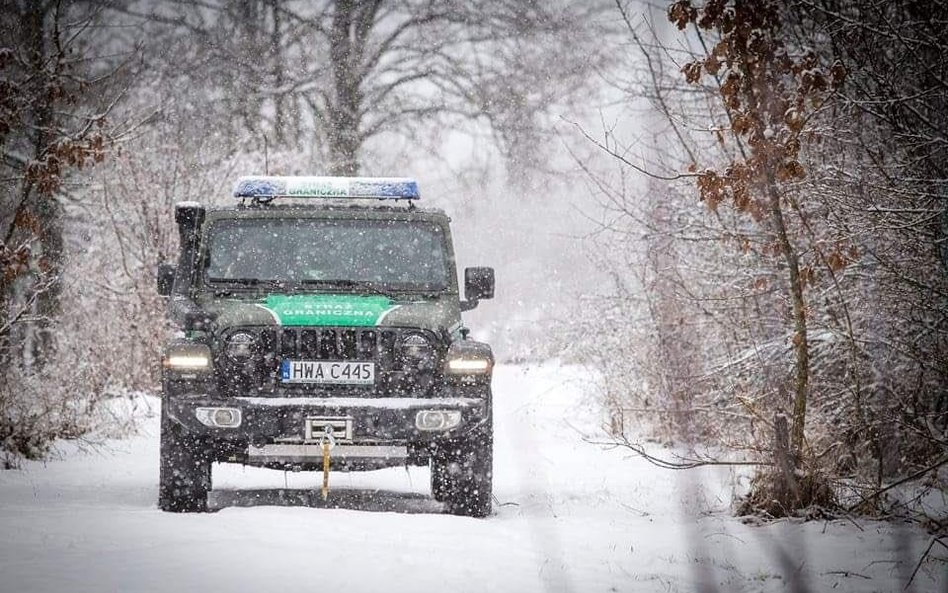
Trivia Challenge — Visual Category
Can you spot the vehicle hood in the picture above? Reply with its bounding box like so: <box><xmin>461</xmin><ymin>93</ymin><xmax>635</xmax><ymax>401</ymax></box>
<box><xmin>197</xmin><ymin>293</ymin><xmax>461</xmax><ymax>334</ymax></box>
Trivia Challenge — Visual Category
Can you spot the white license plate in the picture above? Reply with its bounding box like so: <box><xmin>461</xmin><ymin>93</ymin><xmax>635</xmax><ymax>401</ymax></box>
<box><xmin>280</xmin><ymin>360</ymin><xmax>375</xmax><ymax>385</ymax></box>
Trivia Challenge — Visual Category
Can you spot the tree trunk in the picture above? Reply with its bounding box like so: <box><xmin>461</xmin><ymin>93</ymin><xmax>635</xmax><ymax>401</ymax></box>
<box><xmin>30</xmin><ymin>194</ymin><xmax>63</xmax><ymax>368</ymax></box>
<box><xmin>326</xmin><ymin>0</ymin><xmax>376</xmax><ymax>176</ymax></box>
<box><xmin>326</xmin><ymin>120</ymin><xmax>360</xmax><ymax>176</ymax></box>
<box><xmin>645</xmin><ymin>178</ymin><xmax>698</xmax><ymax>441</ymax></box>
<box><xmin>267</xmin><ymin>0</ymin><xmax>287</xmax><ymax>145</ymax></box>
<box><xmin>23</xmin><ymin>4</ymin><xmax>62</xmax><ymax>370</ymax></box>
<box><xmin>765</xmin><ymin>174</ymin><xmax>810</xmax><ymax>457</ymax></box>
<box><xmin>772</xmin><ymin>413</ymin><xmax>795</xmax><ymax>510</ymax></box>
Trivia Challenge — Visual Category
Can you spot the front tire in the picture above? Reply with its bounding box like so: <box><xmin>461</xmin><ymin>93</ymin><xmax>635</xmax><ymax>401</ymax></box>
<box><xmin>435</xmin><ymin>422</ymin><xmax>493</xmax><ymax>518</ymax></box>
<box><xmin>158</xmin><ymin>409</ymin><xmax>211</xmax><ymax>513</ymax></box>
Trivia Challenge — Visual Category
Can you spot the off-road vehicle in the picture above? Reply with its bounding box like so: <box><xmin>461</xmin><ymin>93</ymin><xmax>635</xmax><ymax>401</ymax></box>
<box><xmin>156</xmin><ymin>176</ymin><xmax>495</xmax><ymax>516</ymax></box>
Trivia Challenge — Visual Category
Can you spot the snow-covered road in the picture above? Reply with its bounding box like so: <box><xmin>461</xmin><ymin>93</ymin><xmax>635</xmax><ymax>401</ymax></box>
<box><xmin>1</xmin><ymin>364</ymin><xmax>944</xmax><ymax>592</ymax></box>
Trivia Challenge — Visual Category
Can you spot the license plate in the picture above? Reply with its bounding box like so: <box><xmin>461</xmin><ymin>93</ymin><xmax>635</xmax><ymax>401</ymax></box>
<box><xmin>280</xmin><ymin>360</ymin><xmax>375</xmax><ymax>385</ymax></box>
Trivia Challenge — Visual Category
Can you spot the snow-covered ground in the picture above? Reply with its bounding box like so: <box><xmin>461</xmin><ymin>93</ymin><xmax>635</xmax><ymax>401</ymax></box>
<box><xmin>1</xmin><ymin>364</ymin><xmax>944</xmax><ymax>592</ymax></box>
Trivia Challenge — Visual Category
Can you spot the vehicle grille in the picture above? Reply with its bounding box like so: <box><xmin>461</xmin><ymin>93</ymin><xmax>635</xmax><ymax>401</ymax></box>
<box><xmin>215</xmin><ymin>326</ymin><xmax>442</xmax><ymax>397</ymax></box>
<box><xmin>265</xmin><ymin>327</ymin><xmax>396</xmax><ymax>363</ymax></box>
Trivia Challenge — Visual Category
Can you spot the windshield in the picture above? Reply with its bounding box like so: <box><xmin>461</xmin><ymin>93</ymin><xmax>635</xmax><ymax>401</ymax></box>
<box><xmin>203</xmin><ymin>217</ymin><xmax>450</xmax><ymax>291</ymax></box>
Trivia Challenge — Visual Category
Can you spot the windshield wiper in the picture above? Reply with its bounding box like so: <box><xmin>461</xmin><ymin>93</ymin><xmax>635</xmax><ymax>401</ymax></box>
<box><xmin>207</xmin><ymin>278</ymin><xmax>288</xmax><ymax>293</ymax></box>
<box><xmin>298</xmin><ymin>279</ymin><xmax>442</xmax><ymax>299</ymax></box>
<box><xmin>298</xmin><ymin>279</ymin><xmax>393</xmax><ymax>296</ymax></box>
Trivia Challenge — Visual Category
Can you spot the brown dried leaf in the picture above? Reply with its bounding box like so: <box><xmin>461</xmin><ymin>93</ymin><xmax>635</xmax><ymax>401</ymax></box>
<box><xmin>732</xmin><ymin>113</ymin><xmax>752</xmax><ymax>136</ymax></box>
<box><xmin>799</xmin><ymin>266</ymin><xmax>816</xmax><ymax>288</ymax></box>
<box><xmin>668</xmin><ymin>0</ymin><xmax>696</xmax><ymax>30</ymax></box>
<box><xmin>776</xmin><ymin>160</ymin><xmax>806</xmax><ymax>181</ymax></box>
<box><xmin>697</xmin><ymin>170</ymin><xmax>725</xmax><ymax>211</ymax></box>
<box><xmin>704</xmin><ymin>55</ymin><xmax>721</xmax><ymax>75</ymax></box>
<box><xmin>682</xmin><ymin>61</ymin><xmax>703</xmax><ymax>84</ymax></box>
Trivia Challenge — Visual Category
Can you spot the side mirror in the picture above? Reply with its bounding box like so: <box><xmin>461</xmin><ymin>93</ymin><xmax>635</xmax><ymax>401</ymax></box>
<box><xmin>157</xmin><ymin>263</ymin><xmax>175</xmax><ymax>296</ymax></box>
<box><xmin>464</xmin><ymin>267</ymin><xmax>495</xmax><ymax>301</ymax></box>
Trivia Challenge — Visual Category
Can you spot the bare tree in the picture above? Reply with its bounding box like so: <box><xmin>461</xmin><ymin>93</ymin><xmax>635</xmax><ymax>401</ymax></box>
<box><xmin>0</xmin><ymin>0</ymin><xmax>137</xmax><ymax>458</ymax></box>
<box><xmin>116</xmin><ymin>0</ymin><xmax>602</xmax><ymax>177</ymax></box>
<box><xmin>569</xmin><ymin>0</ymin><xmax>948</xmax><ymax>521</ymax></box>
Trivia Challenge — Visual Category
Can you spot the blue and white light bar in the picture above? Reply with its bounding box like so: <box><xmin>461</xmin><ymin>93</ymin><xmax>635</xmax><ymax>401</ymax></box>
<box><xmin>233</xmin><ymin>176</ymin><xmax>420</xmax><ymax>200</ymax></box>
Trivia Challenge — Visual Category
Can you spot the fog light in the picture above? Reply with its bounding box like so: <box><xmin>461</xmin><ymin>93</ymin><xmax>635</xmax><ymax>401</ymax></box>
<box><xmin>214</xmin><ymin>408</ymin><xmax>238</xmax><ymax>426</ymax></box>
<box><xmin>195</xmin><ymin>407</ymin><xmax>242</xmax><ymax>428</ymax></box>
<box><xmin>415</xmin><ymin>410</ymin><xmax>461</xmax><ymax>432</ymax></box>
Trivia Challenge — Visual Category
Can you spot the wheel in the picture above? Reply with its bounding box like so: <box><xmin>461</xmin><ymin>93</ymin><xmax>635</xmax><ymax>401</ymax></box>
<box><xmin>438</xmin><ymin>421</ymin><xmax>493</xmax><ymax>518</ymax></box>
<box><xmin>158</xmin><ymin>408</ymin><xmax>211</xmax><ymax>513</ymax></box>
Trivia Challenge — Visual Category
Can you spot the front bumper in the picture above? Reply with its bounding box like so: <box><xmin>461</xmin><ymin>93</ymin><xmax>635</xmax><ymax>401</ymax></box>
<box><xmin>165</xmin><ymin>391</ymin><xmax>489</xmax><ymax>469</ymax></box>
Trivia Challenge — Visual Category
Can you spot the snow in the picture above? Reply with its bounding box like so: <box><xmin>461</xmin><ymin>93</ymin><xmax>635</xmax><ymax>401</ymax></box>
<box><xmin>1</xmin><ymin>364</ymin><xmax>944</xmax><ymax>592</ymax></box>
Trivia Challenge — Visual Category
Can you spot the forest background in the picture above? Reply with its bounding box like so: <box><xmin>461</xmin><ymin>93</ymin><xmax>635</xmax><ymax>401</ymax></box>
<box><xmin>1</xmin><ymin>0</ymin><xmax>946</xmax><ymax>523</ymax></box>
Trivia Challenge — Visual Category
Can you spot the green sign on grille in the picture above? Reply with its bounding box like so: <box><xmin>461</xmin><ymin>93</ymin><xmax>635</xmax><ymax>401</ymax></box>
<box><xmin>258</xmin><ymin>294</ymin><xmax>399</xmax><ymax>326</ymax></box>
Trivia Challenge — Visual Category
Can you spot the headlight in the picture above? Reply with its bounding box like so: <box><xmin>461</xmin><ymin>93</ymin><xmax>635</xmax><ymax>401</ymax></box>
<box><xmin>162</xmin><ymin>342</ymin><xmax>212</xmax><ymax>374</ymax></box>
<box><xmin>164</xmin><ymin>354</ymin><xmax>210</xmax><ymax>369</ymax></box>
<box><xmin>226</xmin><ymin>331</ymin><xmax>256</xmax><ymax>362</ymax></box>
<box><xmin>399</xmin><ymin>333</ymin><xmax>435</xmax><ymax>368</ymax></box>
<box><xmin>445</xmin><ymin>357</ymin><xmax>491</xmax><ymax>374</ymax></box>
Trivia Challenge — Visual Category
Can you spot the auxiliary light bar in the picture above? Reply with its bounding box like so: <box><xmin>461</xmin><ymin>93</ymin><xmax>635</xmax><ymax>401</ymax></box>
<box><xmin>233</xmin><ymin>176</ymin><xmax>420</xmax><ymax>200</ymax></box>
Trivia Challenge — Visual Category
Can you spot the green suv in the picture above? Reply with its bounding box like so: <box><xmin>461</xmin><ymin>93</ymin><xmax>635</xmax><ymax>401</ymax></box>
<box><xmin>156</xmin><ymin>176</ymin><xmax>495</xmax><ymax>517</ymax></box>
